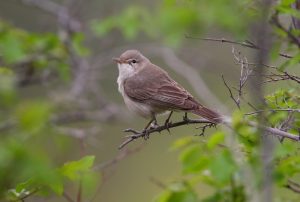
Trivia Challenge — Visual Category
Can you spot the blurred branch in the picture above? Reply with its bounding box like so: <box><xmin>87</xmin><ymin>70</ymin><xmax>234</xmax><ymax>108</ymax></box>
<box><xmin>263</xmin><ymin>71</ymin><xmax>300</xmax><ymax>84</ymax></box>
<box><xmin>90</xmin><ymin>145</ymin><xmax>144</xmax><ymax>202</ymax></box>
<box><xmin>271</xmin><ymin>12</ymin><xmax>300</xmax><ymax>48</ymax></box>
<box><xmin>0</xmin><ymin>119</ymin><xmax>16</xmax><ymax>132</ymax></box>
<box><xmin>291</xmin><ymin>0</ymin><xmax>300</xmax><ymax>31</ymax></box>
<box><xmin>21</xmin><ymin>0</ymin><xmax>81</xmax><ymax>32</ymax></box>
<box><xmin>285</xmin><ymin>179</ymin><xmax>300</xmax><ymax>194</ymax></box>
<box><xmin>185</xmin><ymin>36</ymin><xmax>293</xmax><ymax>59</ymax></box>
<box><xmin>63</xmin><ymin>191</ymin><xmax>75</xmax><ymax>202</ymax></box>
<box><xmin>20</xmin><ymin>0</ymin><xmax>93</xmax><ymax>99</ymax></box>
<box><xmin>149</xmin><ymin>177</ymin><xmax>167</xmax><ymax>189</ymax></box>
<box><xmin>251</xmin><ymin>0</ymin><xmax>274</xmax><ymax>200</ymax></box>
<box><xmin>248</xmin><ymin>121</ymin><xmax>299</xmax><ymax>141</ymax></box>
<box><xmin>93</xmin><ymin>145</ymin><xmax>144</xmax><ymax>171</ymax></box>
<box><xmin>21</xmin><ymin>0</ymin><xmax>63</xmax><ymax>16</ymax></box>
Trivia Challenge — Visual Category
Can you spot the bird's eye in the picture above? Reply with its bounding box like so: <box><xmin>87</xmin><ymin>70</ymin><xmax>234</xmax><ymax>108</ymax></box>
<box><xmin>131</xmin><ymin>59</ymin><xmax>137</xmax><ymax>64</ymax></box>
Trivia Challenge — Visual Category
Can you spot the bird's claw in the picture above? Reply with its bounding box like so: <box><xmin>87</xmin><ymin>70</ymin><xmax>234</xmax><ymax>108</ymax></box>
<box><xmin>142</xmin><ymin>129</ymin><xmax>150</xmax><ymax>140</ymax></box>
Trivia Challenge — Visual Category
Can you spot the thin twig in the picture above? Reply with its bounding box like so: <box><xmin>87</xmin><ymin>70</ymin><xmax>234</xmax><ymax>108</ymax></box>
<box><xmin>248</xmin><ymin>121</ymin><xmax>300</xmax><ymax>141</ymax></box>
<box><xmin>222</xmin><ymin>75</ymin><xmax>240</xmax><ymax>109</ymax></box>
<box><xmin>271</xmin><ymin>13</ymin><xmax>300</xmax><ymax>48</ymax></box>
<box><xmin>76</xmin><ymin>180</ymin><xmax>82</xmax><ymax>202</ymax></box>
<box><xmin>149</xmin><ymin>177</ymin><xmax>167</xmax><ymax>189</ymax></box>
<box><xmin>89</xmin><ymin>145</ymin><xmax>144</xmax><ymax>202</ymax></box>
<box><xmin>263</xmin><ymin>72</ymin><xmax>300</xmax><ymax>84</ymax></box>
<box><xmin>185</xmin><ymin>36</ymin><xmax>293</xmax><ymax>59</ymax></box>
<box><xmin>245</xmin><ymin>108</ymin><xmax>300</xmax><ymax>115</ymax></box>
<box><xmin>93</xmin><ymin>145</ymin><xmax>144</xmax><ymax>171</ymax></box>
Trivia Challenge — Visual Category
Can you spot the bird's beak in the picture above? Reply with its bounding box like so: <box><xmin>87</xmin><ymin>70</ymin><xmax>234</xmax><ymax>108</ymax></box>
<box><xmin>112</xmin><ymin>57</ymin><xmax>124</xmax><ymax>64</ymax></box>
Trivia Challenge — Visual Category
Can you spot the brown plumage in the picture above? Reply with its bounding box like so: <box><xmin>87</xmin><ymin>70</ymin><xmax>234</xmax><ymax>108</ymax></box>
<box><xmin>114</xmin><ymin>50</ymin><xmax>223</xmax><ymax>124</ymax></box>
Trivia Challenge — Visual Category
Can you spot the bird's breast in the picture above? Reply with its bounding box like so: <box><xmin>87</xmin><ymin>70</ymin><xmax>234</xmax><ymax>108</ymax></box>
<box><xmin>117</xmin><ymin>64</ymin><xmax>152</xmax><ymax>117</ymax></box>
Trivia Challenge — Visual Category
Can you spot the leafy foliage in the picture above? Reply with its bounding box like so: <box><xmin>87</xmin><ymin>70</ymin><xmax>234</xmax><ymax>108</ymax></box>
<box><xmin>0</xmin><ymin>20</ymin><xmax>98</xmax><ymax>201</ymax></box>
<box><xmin>1</xmin><ymin>0</ymin><xmax>300</xmax><ymax>201</ymax></box>
<box><xmin>91</xmin><ymin>0</ymin><xmax>255</xmax><ymax>46</ymax></box>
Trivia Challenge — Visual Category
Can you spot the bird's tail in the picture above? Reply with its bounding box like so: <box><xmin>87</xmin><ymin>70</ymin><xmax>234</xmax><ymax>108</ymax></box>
<box><xmin>191</xmin><ymin>106</ymin><xmax>224</xmax><ymax>124</ymax></box>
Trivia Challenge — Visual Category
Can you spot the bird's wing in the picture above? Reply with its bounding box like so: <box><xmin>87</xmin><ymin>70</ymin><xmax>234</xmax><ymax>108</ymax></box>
<box><xmin>123</xmin><ymin>65</ymin><xmax>200</xmax><ymax>110</ymax></box>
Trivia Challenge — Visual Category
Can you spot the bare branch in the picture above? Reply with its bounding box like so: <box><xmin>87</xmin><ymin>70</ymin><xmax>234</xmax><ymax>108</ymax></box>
<box><xmin>271</xmin><ymin>12</ymin><xmax>300</xmax><ymax>48</ymax></box>
<box><xmin>262</xmin><ymin>70</ymin><xmax>300</xmax><ymax>84</ymax></box>
<box><xmin>244</xmin><ymin>108</ymin><xmax>300</xmax><ymax>115</ymax></box>
<box><xmin>222</xmin><ymin>75</ymin><xmax>240</xmax><ymax>109</ymax></box>
<box><xmin>185</xmin><ymin>36</ymin><xmax>293</xmax><ymax>59</ymax></box>
<box><xmin>149</xmin><ymin>177</ymin><xmax>167</xmax><ymax>189</ymax></box>
<box><xmin>21</xmin><ymin>0</ymin><xmax>81</xmax><ymax>32</ymax></box>
<box><xmin>21</xmin><ymin>0</ymin><xmax>63</xmax><ymax>16</ymax></box>
<box><xmin>248</xmin><ymin>121</ymin><xmax>300</xmax><ymax>142</ymax></box>
<box><xmin>93</xmin><ymin>145</ymin><xmax>144</xmax><ymax>171</ymax></box>
<box><xmin>285</xmin><ymin>179</ymin><xmax>300</xmax><ymax>194</ymax></box>
<box><xmin>119</xmin><ymin>117</ymin><xmax>213</xmax><ymax>149</ymax></box>
<box><xmin>89</xmin><ymin>145</ymin><xmax>144</xmax><ymax>202</ymax></box>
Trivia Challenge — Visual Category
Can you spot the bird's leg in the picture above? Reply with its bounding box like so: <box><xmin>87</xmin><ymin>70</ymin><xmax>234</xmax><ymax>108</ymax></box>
<box><xmin>143</xmin><ymin>117</ymin><xmax>155</xmax><ymax>131</ymax></box>
<box><xmin>164</xmin><ymin>111</ymin><xmax>173</xmax><ymax>133</ymax></box>
<box><xmin>150</xmin><ymin>114</ymin><xmax>159</xmax><ymax>128</ymax></box>
<box><xmin>183</xmin><ymin>112</ymin><xmax>189</xmax><ymax>121</ymax></box>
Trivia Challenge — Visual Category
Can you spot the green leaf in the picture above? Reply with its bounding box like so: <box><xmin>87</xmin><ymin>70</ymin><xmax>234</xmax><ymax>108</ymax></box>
<box><xmin>0</xmin><ymin>67</ymin><xmax>16</xmax><ymax>105</ymax></box>
<box><xmin>207</xmin><ymin>131</ymin><xmax>225</xmax><ymax>149</ymax></box>
<box><xmin>208</xmin><ymin>150</ymin><xmax>236</xmax><ymax>185</ymax></box>
<box><xmin>91</xmin><ymin>18</ymin><xmax>117</xmax><ymax>37</ymax></box>
<box><xmin>179</xmin><ymin>145</ymin><xmax>208</xmax><ymax>173</ymax></box>
<box><xmin>0</xmin><ymin>34</ymin><xmax>26</xmax><ymax>63</ymax></box>
<box><xmin>15</xmin><ymin>179</ymin><xmax>34</xmax><ymax>193</ymax></box>
<box><xmin>72</xmin><ymin>33</ymin><xmax>89</xmax><ymax>56</ymax></box>
<box><xmin>81</xmin><ymin>171</ymin><xmax>101</xmax><ymax>197</ymax></box>
<box><xmin>171</xmin><ymin>137</ymin><xmax>194</xmax><ymax>150</ymax></box>
<box><xmin>60</xmin><ymin>155</ymin><xmax>95</xmax><ymax>181</ymax></box>
<box><xmin>15</xmin><ymin>101</ymin><xmax>52</xmax><ymax>134</ymax></box>
<box><xmin>48</xmin><ymin>178</ymin><xmax>63</xmax><ymax>195</ymax></box>
<box><xmin>154</xmin><ymin>182</ymin><xmax>198</xmax><ymax>202</ymax></box>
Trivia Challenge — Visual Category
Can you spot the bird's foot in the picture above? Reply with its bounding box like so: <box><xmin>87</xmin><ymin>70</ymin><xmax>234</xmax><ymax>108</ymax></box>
<box><xmin>149</xmin><ymin>121</ymin><xmax>159</xmax><ymax>129</ymax></box>
<box><xmin>141</xmin><ymin>129</ymin><xmax>150</xmax><ymax>140</ymax></box>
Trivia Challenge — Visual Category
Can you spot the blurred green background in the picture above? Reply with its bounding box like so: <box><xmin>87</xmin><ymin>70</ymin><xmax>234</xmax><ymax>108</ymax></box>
<box><xmin>1</xmin><ymin>0</ymin><xmax>299</xmax><ymax>202</ymax></box>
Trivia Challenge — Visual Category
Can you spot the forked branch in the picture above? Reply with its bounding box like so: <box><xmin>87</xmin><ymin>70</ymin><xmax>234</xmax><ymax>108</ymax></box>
<box><xmin>119</xmin><ymin>117</ymin><xmax>213</xmax><ymax>149</ymax></box>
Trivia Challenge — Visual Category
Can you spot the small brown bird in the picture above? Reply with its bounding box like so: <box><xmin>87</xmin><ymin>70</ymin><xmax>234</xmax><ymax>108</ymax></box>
<box><xmin>113</xmin><ymin>50</ymin><xmax>223</xmax><ymax>130</ymax></box>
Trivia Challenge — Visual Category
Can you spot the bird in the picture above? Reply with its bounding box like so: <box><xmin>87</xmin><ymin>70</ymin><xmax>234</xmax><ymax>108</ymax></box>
<box><xmin>113</xmin><ymin>49</ymin><xmax>223</xmax><ymax>131</ymax></box>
